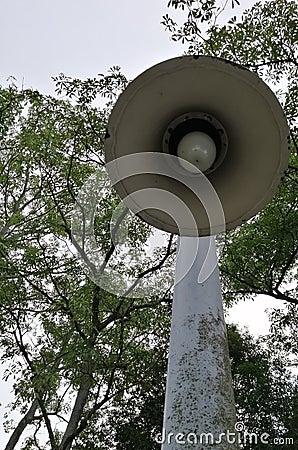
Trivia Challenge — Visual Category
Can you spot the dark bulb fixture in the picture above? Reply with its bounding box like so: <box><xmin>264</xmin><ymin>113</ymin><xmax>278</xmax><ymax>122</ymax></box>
<box><xmin>162</xmin><ymin>111</ymin><xmax>228</xmax><ymax>174</ymax></box>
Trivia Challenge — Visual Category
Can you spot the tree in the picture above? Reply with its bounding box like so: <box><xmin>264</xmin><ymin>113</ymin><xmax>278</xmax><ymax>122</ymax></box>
<box><xmin>228</xmin><ymin>325</ymin><xmax>298</xmax><ymax>449</ymax></box>
<box><xmin>0</xmin><ymin>76</ymin><xmax>175</xmax><ymax>450</ymax></box>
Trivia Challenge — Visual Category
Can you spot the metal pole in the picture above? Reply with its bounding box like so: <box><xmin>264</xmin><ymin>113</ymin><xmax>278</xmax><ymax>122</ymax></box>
<box><xmin>160</xmin><ymin>236</ymin><xmax>238</xmax><ymax>449</ymax></box>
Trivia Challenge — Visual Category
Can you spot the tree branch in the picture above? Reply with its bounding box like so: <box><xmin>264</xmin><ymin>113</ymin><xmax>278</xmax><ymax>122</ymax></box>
<box><xmin>123</xmin><ymin>234</ymin><xmax>175</xmax><ymax>297</ymax></box>
<box><xmin>4</xmin><ymin>399</ymin><xmax>39</xmax><ymax>450</ymax></box>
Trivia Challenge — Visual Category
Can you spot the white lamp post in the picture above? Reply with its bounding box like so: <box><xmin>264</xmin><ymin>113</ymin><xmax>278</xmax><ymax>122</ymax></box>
<box><xmin>104</xmin><ymin>56</ymin><xmax>290</xmax><ymax>448</ymax></box>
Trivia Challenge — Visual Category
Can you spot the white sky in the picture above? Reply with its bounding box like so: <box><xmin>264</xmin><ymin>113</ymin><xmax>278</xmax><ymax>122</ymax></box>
<box><xmin>0</xmin><ymin>0</ymin><xmax>289</xmax><ymax>448</ymax></box>
<box><xmin>0</xmin><ymin>0</ymin><xmax>186</xmax><ymax>93</ymax></box>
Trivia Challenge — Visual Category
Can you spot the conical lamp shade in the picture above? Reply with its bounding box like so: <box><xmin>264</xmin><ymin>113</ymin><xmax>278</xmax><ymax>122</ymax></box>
<box><xmin>104</xmin><ymin>56</ymin><xmax>290</xmax><ymax>236</ymax></box>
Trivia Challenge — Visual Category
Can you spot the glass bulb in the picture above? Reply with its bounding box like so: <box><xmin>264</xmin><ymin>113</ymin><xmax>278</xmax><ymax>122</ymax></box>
<box><xmin>177</xmin><ymin>131</ymin><xmax>217</xmax><ymax>173</ymax></box>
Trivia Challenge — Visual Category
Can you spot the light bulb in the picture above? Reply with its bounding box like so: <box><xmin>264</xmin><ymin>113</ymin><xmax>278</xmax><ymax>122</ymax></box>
<box><xmin>177</xmin><ymin>131</ymin><xmax>217</xmax><ymax>173</ymax></box>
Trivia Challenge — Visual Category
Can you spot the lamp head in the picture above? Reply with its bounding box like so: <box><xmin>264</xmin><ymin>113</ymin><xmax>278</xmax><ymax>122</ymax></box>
<box><xmin>104</xmin><ymin>56</ymin><xmax>290</xmax><ymax>236</ymax></box>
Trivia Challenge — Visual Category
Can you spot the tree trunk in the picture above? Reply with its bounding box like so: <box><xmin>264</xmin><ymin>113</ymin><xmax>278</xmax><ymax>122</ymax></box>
<box><xmin>59</xmin><ymin>369</ymin><xmax>93</xmax><ymax>450</ymax></box>
<box><xmin>4</xmin><ymin>399</ymin><xmax>39</xmax><ymax>450</ymax></box>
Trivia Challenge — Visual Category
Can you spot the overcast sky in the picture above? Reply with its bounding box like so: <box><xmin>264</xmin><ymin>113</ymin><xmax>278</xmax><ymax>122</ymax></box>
<box><xmin>0</xmin><ymin>0</ymin><xmax>186</xmax><ymax>93</ymax></box>
<box><xmin>0</xmin><ymin>0</ymin><xmax>284</xmax><ymax>448</ymax></box>
<box><xmin>0</xmin><ymin>0</ymin><xmax>261</xmax><ymax>92</ymax></box>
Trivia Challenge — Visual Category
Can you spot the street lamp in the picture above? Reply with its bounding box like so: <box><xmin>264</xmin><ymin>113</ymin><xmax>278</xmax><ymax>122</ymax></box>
<box><xmin>104</xmin><ymin>56</ymin><xmax>290</xmax><ymax>449</ymax></box>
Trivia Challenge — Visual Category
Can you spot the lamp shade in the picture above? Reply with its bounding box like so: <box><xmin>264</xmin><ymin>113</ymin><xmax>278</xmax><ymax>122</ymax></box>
<box><xmin>104</xmin><ymin>56</ymin><xmax>290</xmax><ymax>236</ymax></box>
